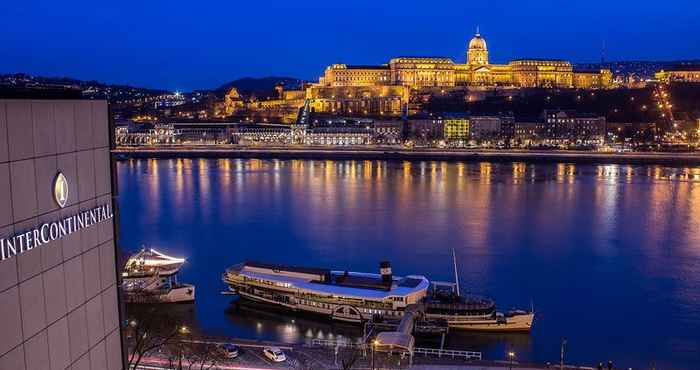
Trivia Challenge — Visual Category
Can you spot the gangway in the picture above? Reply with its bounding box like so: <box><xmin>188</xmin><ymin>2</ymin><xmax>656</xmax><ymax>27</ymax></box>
<box><xmin>371</xmin><ymin>303</ymin><xmax>425</xmax><ymax>365</ymax></box>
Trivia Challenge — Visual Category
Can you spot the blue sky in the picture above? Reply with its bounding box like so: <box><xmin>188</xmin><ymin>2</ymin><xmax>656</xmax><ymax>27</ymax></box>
<box><xmin>1</xmin><ymin>0</ymin><xmax>698</xmax><ymax>91</ymax></box>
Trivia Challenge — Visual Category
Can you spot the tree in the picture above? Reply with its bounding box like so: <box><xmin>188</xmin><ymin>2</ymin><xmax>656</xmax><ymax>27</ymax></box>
<box><xmin>338</xmin><ymin>346</ymin><xmax>362</xmax><ymax>370</ymax></box>
<box><xmin>165</xmin><ymin>339</ymin><xmax>226</xmax><ymax>370</ymax></box>
<box><xmin>187</xmin><ymin>341</ymin><xmax>227</xmax><ymax>370</ymax></box>
<box><xmin>124</xmin><ymin>306</ymin><xmax>184</xmax><ymax>369</ymax></box>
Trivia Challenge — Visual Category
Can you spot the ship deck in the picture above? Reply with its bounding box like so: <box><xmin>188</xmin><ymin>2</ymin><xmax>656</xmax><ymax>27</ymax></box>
<box><xmin>229</xmin><ymin>268</ymin><xmax>430</xmax><ymax>301</ymax></box>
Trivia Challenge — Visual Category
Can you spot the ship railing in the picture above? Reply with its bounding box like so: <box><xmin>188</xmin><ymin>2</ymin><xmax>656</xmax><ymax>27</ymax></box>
<box><xmin>413</xmin><ymin>347</ymin><xmax>482</xmax><ymax>360</ymax></box>
<box><xmin>308</xmin><ymin>338</ymin><xmax>365</xmax><ymax>349</ymax></box>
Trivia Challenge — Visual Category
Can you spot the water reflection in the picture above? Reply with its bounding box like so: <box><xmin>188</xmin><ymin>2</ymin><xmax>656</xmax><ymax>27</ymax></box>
<box><xmin>224</xmin><ymin>300</ymin><xmax>362</xmax><ymax>345</ymax></box>
<box><xmin>118</xmin><ymin>159</ymin><xmax>700</xmax><ymax>370</ymax></box>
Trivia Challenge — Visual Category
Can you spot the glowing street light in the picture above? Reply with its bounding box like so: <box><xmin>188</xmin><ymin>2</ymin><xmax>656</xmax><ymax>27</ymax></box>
<box><xmin>371</xmin><ymin>339</ymin><xmax>379</xmax><ymax>370</ymax></box>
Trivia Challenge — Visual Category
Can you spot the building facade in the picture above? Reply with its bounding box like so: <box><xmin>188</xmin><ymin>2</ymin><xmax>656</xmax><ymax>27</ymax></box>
<box><xmin>407</xmin><ymin>114</ymin><xmax>445</xmax><ymax>143</ymax></box>
<box><xmin>372</xmin><ymin>120</ymin><xmax>404</xmax><ymax>144</ymax></box>
<box><xmin>305</xmin><ymin>85</ymin><xmax>408</xmax><ymax>117</ymax></box>
<box><xmin>316</xmin><ymin>30</ymin><xmax>612</xmax><ymax>91</ymax></box>
<box><xmin>542</xmin><ymin>110</ymin><xmax>607</xmax><ymax>145</ymax></box>
<box><xmin>0</xmin><ymin>99</ymin><xmax>123</xmax><ymax>370</ymax></box>
<box><xmin>219</xmin><ymin>86</ymin><xmax>306</xmax><ymax>124</ymax></box>
<box><xmin>655</xmin><ymin>65</ymin><xmax>700</xmax><ymax>83</ymax></box>
<box><xmin>443</xmin><ymin>114</ymin><xmax>470</xmax><ymax>141</ymax></box>
<box><xmin>470</xmin><ymin>115</ymin><xmax>515</xmax><ymax>140</ymax></box>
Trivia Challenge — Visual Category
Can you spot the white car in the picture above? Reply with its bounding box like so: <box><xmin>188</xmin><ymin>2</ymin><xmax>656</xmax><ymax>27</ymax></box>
<box><xmin>263</xmin><ymin>347</ymin><xmax>286</xmax><ymax>362</ymax></box>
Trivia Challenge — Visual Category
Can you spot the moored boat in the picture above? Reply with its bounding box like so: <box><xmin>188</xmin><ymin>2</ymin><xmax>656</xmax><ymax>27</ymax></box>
<box><xmin>223</xmin><ymin>261</ymin><xmax>428</xmax><ymax>323</ymax></box>
<box><xmin>122</xmin><ymin>248</ymin><xmax>195</xmax><ymax>303</ymax></box>
<box><xmin>221</xmin><ymin>259</ymin><xmax>533</xmax><ymax>332</ymax></box>
<box><xmin>424</xmin><ymin>281</ymin><xmax>534</xmax><ymax>332</ymax></box>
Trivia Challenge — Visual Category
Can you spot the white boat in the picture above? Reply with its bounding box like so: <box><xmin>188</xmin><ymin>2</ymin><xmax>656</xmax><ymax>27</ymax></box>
<box><xmin>223</xmin><ymin>261</ymin><xmax>429</xmax><ymax>323</ymax></box>
<box><xmin>122</xmin><ymin>248</ymin><xmax>195</xmax><ymax>303</ymax></box>
<box><xmin>423</xmin><ymin>281</ymin><xmax>534</xmax><ymax>332</ymax></box>
<box><xmin>221</xmin><ymin>259</ymin><xmax>533</xmax><ymax>332</ymax></box>
<box><xmin>423</xmin><ymin>249</ymin><xmax>534</xmax><ymax>332</ymax></box>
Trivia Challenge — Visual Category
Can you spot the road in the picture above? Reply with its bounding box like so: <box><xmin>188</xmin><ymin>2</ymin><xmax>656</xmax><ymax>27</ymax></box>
<box><xmin>135</xmin><ymin>341</ymin><xmax>597</xmax><ymax>370</ymax></box>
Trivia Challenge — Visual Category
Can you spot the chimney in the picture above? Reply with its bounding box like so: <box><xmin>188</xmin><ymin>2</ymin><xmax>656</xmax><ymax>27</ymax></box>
<box><xmin>380</xmin><ymin>261</ymin><xmax>392</xmax><ymax>284</ymax></box>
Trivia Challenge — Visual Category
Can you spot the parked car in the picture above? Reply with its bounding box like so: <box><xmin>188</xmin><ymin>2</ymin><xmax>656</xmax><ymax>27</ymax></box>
<box><xmin>220</xmin><ymin>343</ymin><xmax>240</xmax><ymax>359</ymax></box>
<box><xmin>263</xmin><ymin>347</ymin><xmax>286</xmax><ymax>362</ymax></box>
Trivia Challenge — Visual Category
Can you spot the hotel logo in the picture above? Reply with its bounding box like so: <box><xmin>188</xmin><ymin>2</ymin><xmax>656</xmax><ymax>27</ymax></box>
<box><xmin>53</xmin><ymin>172</ymin><xmax>68</xmax><ymax>208</ymax></box>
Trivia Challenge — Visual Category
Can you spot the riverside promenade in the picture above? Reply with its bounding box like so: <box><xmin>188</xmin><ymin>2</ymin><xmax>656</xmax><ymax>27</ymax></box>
<box><xmin>134</xmin><ymin>338</ymin><xmax>599</xmax><ymax>370</ymax></box>
<box><xmin>113</xmin><ymin>145</ymin><xmax>700</xmax><ymax>166</ymax></box>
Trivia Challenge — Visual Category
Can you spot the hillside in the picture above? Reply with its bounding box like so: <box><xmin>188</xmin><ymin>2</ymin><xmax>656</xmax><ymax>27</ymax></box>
<box><xmin>214</xmin><ymin>76</ymin><xmax>304</xmax><ymax>97</ymax></box>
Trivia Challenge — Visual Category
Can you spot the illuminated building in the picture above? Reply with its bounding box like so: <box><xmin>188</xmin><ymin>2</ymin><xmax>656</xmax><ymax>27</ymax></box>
<box><xmin>231</xmin><ymin>124</ymin><xmax>293</xmax><ymax>145</ymax></box>
<box><xmin>114</xmin><ymin>124</ymin><xmax>180</xmax><ymax>145</ymax></box>
<box><xmin>443</xmin><ymin>114</ymin><xmax>470</xmax><ymax>141</ymax></box>
<box><xmin>514</xmin><ymin>121</ymin><xmax>540</xmax><ymax>143</ymax></box>
<box><xmin>223</xmin><ymin>87</ymin><xmax>245</xmax><ymax>116</ymax></box>
<box><xmin>541</xmin><ymin>110</ymin><xmax>607</xmax><ymax>145</ymax></box>
<box><xmin>305</xmin><ymin>85</ymin><xmax>408</xmax><ymax>117</ymax></box>
<box><xmin>407</xmin><ymin>113</ymin><xmax>445</xmax><ymax>143</ymax></box>
<box><xmin>655</xmin><ymin>65</ymin><xmax>700</xmax><ymax>83</ymax></box>
<box><xmin>220</xmin><ymin>86</ymin><xmax>306</xmax><ymax>124</ymax></box>
<box><xmin>372</xmin><ymin>120</ymin><xmax>404</xmax><ymax>144</ymax></box>
<box><xmin>303</xmin><ymin>126</ymin><xmax>372</xmax><ymax>146</ymax></box>
<box><xmin>311</xmin><ymin>29</ymin><xmax>613</xmax><ymax>116</ymax></box>
<box><xmin>470</xmin><ymin>115</ymin><xmax>515</xmax><ymax>140</ymax></box>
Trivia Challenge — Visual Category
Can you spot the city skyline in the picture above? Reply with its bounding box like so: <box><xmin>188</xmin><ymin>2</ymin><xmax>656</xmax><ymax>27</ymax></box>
<box><xmin>2</xmin><ymin>0</ymin><xmax>699</xmax><ymax>90</ymax></box>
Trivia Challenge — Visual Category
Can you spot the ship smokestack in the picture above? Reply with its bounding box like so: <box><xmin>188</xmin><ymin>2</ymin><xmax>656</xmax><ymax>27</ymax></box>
<box><xmin>380</xmin><ymin>261</ymin><xmax>392</xmax><ymax>285</ymax></box>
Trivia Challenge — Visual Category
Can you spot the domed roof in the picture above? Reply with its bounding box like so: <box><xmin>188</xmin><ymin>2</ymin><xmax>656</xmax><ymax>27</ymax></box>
<box><xmin>469</xmin><ymin>33</ymin><xmax>487</xmax><ymax>51</ymax></box>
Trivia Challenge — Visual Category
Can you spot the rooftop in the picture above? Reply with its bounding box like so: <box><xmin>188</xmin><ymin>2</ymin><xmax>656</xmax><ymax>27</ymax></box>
<box><xmin>243</xmin><ymin>261</ymin><xmax>330</xmax><ymax>277</ymax></box>
<box><xmin>232</xmin><ymin>264</ymin><xmax>430</xmax><ymax>300</ymax></box>
<box><xmin>510</xmin><ymin>58</ymin><xmax>569</xmax><ymax>63</ymax></box>
<box><xmin>0</xmin><ymin>87</ymin><xmax>84</xmax><ymax>99</ymax></box>
<box><xmin>345</xmin><ymin>65</ymin><xmax>390</xmax><ymax>70</ymax></box>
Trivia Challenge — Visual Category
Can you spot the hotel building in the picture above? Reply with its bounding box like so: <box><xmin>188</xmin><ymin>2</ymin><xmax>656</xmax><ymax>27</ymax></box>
<box><xmin>0</xmin><ymin>98</ymin><xmax>123</xmax><ymax>370</ymax></box>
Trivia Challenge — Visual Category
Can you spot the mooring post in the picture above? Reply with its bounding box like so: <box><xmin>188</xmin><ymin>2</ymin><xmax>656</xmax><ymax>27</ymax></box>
<box><xmin>440</xmin><ymin>332</ymin><xmax>446</xmax><ymax>350</ymax></box>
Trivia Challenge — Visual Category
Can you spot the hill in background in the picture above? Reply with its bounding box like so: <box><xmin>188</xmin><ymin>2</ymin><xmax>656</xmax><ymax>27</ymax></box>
<box><xmin>214</xmin><ymin>77</ymin><xmax>304</xmax><ymax>98</ymax></box>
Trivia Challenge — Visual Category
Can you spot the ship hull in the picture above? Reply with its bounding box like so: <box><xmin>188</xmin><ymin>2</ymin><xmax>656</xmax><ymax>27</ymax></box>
<box><xmin>230</xmin><ymin>287</ymin><xmax>532</xmax><ymax>331</ymax></box>
<box><xmin>125</xmin><ymin>284</ymin><xmax>195</xmax><ymax>304</ymax></box>
<box><xmin>231</xmin><ymin>287</ymin><xmax>366</xmax><ymax>324</ymax></box>
<box><xmin>428</xmin><ymin>312</ymin><xmax>534</xmax><ymax>332</ymax></box>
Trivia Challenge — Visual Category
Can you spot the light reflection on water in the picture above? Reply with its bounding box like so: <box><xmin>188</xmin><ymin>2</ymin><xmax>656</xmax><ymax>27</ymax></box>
<box><xmin>118</xmin><ymin>158</ymin><xmax>700</xmax><ymax>369</ymax></box>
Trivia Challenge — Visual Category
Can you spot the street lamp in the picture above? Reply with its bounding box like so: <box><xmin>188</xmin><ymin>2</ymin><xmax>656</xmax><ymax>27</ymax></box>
<box><xmin>179</xmin><ymin>325</ymin><xmax>190</xmax><ymax>335</ymax></box>
<box><xmin>560</xmin><ymin>338</ymin><xmax>567</xmax><ymax>370</ymax></box>
<box><xmin>508</xmin><ymin>351</ymin><xmax>516</xmax><ymax>370</ymax></box>
<box><xmin>371</xmin><ymin>339</ymin><xmax>379</xmax><ymax>370</ymax></box>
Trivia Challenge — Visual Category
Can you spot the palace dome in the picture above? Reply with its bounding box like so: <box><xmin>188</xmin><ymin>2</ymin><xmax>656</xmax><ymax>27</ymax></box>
<box><xmin>469</xmin><ymin>33</ymin><xmax>487</xmax><ymax>51</ymax></box>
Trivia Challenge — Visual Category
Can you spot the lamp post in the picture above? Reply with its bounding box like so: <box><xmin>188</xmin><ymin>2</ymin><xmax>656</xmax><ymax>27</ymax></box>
<box><xmin>371</xmin><ymin>339</ymin><xmax>378</xmax><ymax>370</ymax></box>
<box><xmin>560</xmin><ymin>338</ymin><xmax>567</xmax><ymax>370</ymax></box>
<box><xmin>508</xmin><ymin>351</ymin><xmax>516</xmax><ymax>370</ymax></box>
<box><xmin>177</xmin><ymin>325</ymin><xmax>190</xmax><ymax>369</ymax></box>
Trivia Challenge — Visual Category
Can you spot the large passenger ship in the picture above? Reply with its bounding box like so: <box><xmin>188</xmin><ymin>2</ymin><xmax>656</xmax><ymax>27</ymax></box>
<box><xmin>222</xmin><ymin>260</ymin><xmax>533</xmax><ymax>331</ymax></box>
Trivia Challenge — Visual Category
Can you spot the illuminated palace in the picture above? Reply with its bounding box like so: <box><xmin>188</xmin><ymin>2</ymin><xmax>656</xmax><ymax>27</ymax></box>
<box><xmin>307</xmin><ymin>30</ymin><xmax>612</xmax><ymax>115</ymax></box>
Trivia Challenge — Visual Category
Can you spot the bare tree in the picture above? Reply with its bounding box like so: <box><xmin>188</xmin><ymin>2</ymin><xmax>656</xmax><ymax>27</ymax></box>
<box><xmin>339</xmin><ymin>347</ymin><xmax>362</xmax><ymax>370</ymax></box>
<box><xmin>124</xmin><ymin>304</ymin><xmax>186</xmax><ymax>369</ymax></box>
<box><xmin>183</xmin><ymin>340</ymin><xmax>227</xmax><ymax>370</ymax></box>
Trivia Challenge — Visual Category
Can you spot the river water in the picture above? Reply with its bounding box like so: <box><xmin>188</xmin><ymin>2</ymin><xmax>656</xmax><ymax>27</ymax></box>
<box><xmin>117</xmin><ymin>158</ymin><xmax>700</xmax><ymax>369</ymax></box>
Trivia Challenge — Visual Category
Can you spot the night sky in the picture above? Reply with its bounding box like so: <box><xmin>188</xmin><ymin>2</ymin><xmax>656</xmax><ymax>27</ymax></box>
<box><xmin>2</xmin><ymin>1</ymin><xmax>699</xmax><ymax>91</ymax></box>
